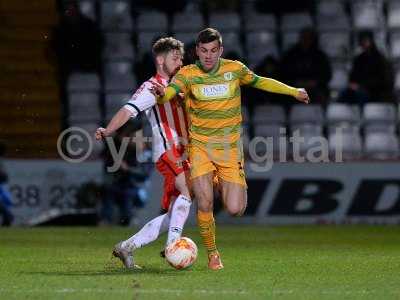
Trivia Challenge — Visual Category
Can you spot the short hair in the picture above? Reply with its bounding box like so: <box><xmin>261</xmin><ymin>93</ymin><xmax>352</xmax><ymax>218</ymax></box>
<box><xmin>152</xmin><ymin>37</ymin><xmax>184</xmax><ymax>58</ymax></box>
<box><xmin>196</xmin><ymin>28</ymin><xmax>222</xmax><ymax>46</ymax></box>
<box><xmin>358</xmin><ymin>30</ymin><xmax>374</xmax><ymax>43</ymax></box>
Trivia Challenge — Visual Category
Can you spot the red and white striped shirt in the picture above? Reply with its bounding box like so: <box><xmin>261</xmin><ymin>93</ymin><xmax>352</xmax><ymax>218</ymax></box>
<box><xmin>124</xmin><ymin>74</ymin><xmax>188</xmax><ymax>161</ymax></box>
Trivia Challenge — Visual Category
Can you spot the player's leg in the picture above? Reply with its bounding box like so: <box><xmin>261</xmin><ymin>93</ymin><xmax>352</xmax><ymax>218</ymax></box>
<box><xmin>190</xmin><ymin>143</ymin><xmax>223</xmax><ymax>269</ymax></box>
<box><xmin>121</xmin><ymin>212</ymin><xmax>171</xmax><ymax>252</ymax></box>
<box><xmin>215</xmin><ymin>146</ymin><xmax>248</xmax><ymax>216</ymax></box>
<box><xmin>113</xmin><ymin>159</ymin><xmax>173</xmax><ymax>268</ymax></box>
<box><xmin>165</xmin><ymin>171</ymin><xmax>192</xmax><ymax>245</ymax></box>
<box><xmin>113</xmin><ymin>212</ymin><xmax>170</xmax><ymax>268</ymax></box>
<box><xmin>158</xmin><ymin>151</ymin><xmax>193</xmax><ymax>246</ymax></box>
<box><xmin>192</xmin><ymin>172</ymin><xmax>223</xmax><ymax>270</ymax></box>
<box><xmin>220</xmin><ymin>179</ymin><xmax>247</xmax><ymax>216</ymax></box>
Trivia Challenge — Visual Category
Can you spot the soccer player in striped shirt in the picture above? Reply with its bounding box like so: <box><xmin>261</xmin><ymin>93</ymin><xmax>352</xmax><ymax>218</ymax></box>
<box><xmin>95</xmin><ymin>37</ymin><xmax>191</xmax><ymax>268</ymax></box>
<box><xmin>151</xmin><ymin>28</ymin><xmax>310</xmax><ymax>270</ymax></box>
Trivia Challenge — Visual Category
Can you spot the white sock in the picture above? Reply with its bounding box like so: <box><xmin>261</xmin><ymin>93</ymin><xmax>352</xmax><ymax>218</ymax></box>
<box><xmin>166</xmin><ymin>195</ymin><xmax>191</xmax><ymax>246</ymax></box>
<box><xmin>121</xmin><ymin>213</ymin><xmax>170</xmax><ymax>252</ymax></box>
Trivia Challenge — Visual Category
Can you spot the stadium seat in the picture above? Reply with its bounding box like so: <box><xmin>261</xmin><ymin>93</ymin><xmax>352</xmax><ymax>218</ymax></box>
<box><xmin>174</xmin><ymin>32</ymin><xmax>196</xmax><ymax>45</ymax></box>
<box><xmin>136</xmin><ymin>11</ymin><xmax>168</xmax><ymax>32</ymax></box>
<box><xmin>351</xmin><ymin>0</ymin><xmax>384</xmax><ymax>29</ymax></box>
<box><xmin>100</xmin><ymin>0</ymin><xmax>133</xmax><ymax>32</ymax></box>
<box><xmin>103</xmin><ymin>33</ymin><xmax>135</xmax><ymax>61</ymax></box>
<box><xmin>363</xmin><ymin>103</ymin><xmax>397</xmax><ymax>134</ymax></box>
<box><xmin>281</xmin><ymin>13</ymin><xmax>313</xmax><ymax>31</ymax></box>
<box><xmin>253</xmin><ymin>105</ymin><xmax>286</xmax><ymax>124</ymax></box>
<box><xmin>137</xmin><ymin>31</ymin><xmax>167</xmax><ymax>57</ymax></box>
<box><xmin>246</xmin><ymin>31</ymin><xmax>279</xmax><ymax>67</ymax></box>
<box><xmin>105</xmin><ymin>93</ymin><xmax>132</xmax><ymax>121</ymax></box>
<box><xmin>253</xmin><ymin>124</ymin><xmax>286</xmax><ymax>138</ymax></box>
<box><xmin>330</xmin><ymin>64</ymin><xmax>349</xmax><ymax>91</ymax></box>
<box><xmin>317</xmin><ymin>0</ymin><xmax>347</xmax><ymax>19</ymax></box>
<box><xmin>319</xmin><ymin>32</ymin><xmax>351</xmax><ymax>59</ymax></box>
<box><xmin>252</xmin><ymin>124</ymin><xmax>288</xmax><ymax>158</ymax></box>
<box><xmin>209</xmin><ymin>12</ymin><xmax>240</xmax><ymax>32</ymax></box>
<box><xmin>389</xmin><ymin>32</ymin><xmax>400</xmax><ymax>59</ymax></box>
<box><xmin>290</xmin><ymin>123</ymin><xmax>323</xmax><ymax>136</ymax></box>
<box><xmin>68</xmin><ymin>93</ymin><xmax>101</xmax><ymax>123</ymax></box>
<box><xmin>316</xmin><ymin>0</ymin><xmax>350</xmax><ymax>30</ymax></box>
<box><xmin>387</xmin><ymin>0</ymin><xmax>400</xmax><ymax>29</ymax></box>
<box><xmin>364</xmin><ymin>133</ymin><xmax>399</xmax><ymax>159</ymax></box>
<box><xmin>221</xmin><ymin>32</ymin><xmax>243</xmax><ymax>57</ymax></box>
<box><xmin>244</xmin><ymin>13</ymin><xmax>276</xmax><ymax>32</ymax></box>
<box><xmin>104</xmin><ymin>62</ymin><xmax>136</xmax><ymax>92</ymax></box>
<box><xmin>289</xmin><ymin>104</ymin><xmax>324</xmax><ymax>125</ymax></box>
<box><xmin>363</xmin><ymin>102</ymin><xmax>397</xmax><ymax>121</ymax></box>
<box><xmin>317</xmin><ymin>15</ymin><xmax>350</xmax><ymax>31</ymax></box>
<box><xmin>289</xmin><ymin>123</ymin><xmax>327</xmax><ymax>161</ymax></box>
<box><xmin>281</xmin><ymin>31</ymin><xmax>299</xmax><ymax>52</ymax></box>
<box><xmin>328</xmin><ymin>131</ymin><xmax>363</xmax><ymax>160</ymax></box>
<box><xmin>290</xmin><ymin>131</ymin><xmax>328</xmax><ymax>161</ymax></box>
<box><xmin>67</xmin><ymin>73</ymin><xmax>100</xmax><ymax>92</ymax></box>
<box><xmin>326</xmin><ymin>103</ymin><xmax>361</xmax><ymax>125</ymax></box>
<box><xmin>79</xmin><ymin>0</ymin><xmax>96</xmax><ymax>21</ymax></box>
<box><xmin>326</xmin><ymin>103</ymin><xmax>361</xmax><ymax>135</ymax></box>
<box><xmin>171</xmin><ymin>12</ymin><xmax>204</xmax><ymax>32</ymax></box>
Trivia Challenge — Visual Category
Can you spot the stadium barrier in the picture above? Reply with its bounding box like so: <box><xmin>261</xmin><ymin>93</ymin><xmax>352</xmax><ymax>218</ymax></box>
<box><xmin>4</xmin><ymin>160</ymin><xmax>400</xmax><ymax>225</ymax></box>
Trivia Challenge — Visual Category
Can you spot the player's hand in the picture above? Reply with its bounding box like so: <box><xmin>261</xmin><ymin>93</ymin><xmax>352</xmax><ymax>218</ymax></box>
<box><xmin>95</xmin><ymin>127</ymin><xmax>108</xmax><ymax>141</ymax></box>
<box><xmin>149</xmin><ymin>81</ymin><xmax>165</xmax><ymax>97</ymax></box>
<box><xmin>295</xmin><ymin>88</ymin><xmax>310</xmax><ymax>104</ymax></box>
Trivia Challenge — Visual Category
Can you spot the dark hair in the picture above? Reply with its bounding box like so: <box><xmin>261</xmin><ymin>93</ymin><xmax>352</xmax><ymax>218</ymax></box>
<box><xmin>152</xmin><ymin>37</ymin><xmax>184</xmax><ymax>57</ymax></box>
<box><xmin>358</xmin><ymin>30</ymin><xmax>374</xmax><ymax>43</ymax></box>
<box><xmin>196</xmin><ymin>28</ymin><xmax>222</xmax><ymax>46</ymax></box>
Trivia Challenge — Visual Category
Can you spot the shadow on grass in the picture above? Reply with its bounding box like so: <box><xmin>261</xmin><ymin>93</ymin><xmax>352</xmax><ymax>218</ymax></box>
<box><xmin>23</xmin><ymin>266</ymin><xmax>192</xmax><ymax>277</ymax></box>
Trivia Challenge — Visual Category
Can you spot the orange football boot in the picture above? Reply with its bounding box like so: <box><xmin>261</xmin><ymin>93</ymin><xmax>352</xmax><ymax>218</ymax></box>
<box><xmin>208</xmin><ymin>252</ymin><xmax>224</xmax><ymax>270</ymax></box>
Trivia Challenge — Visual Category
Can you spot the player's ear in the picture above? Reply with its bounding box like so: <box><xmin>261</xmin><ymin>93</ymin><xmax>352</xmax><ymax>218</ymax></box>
<box><xmin>155</xmin><ymin>55</ymin><xmax>164</xmax><ymax>67</ymax></box>
<box><xmin>219</xmin><ymin>45</ymin><xmax>224</xmax><ymax>57</ymax></box>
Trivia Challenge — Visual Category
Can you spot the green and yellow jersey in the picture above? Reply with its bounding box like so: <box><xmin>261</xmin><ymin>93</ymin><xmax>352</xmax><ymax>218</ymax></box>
<box><xmin>158</xmin><ymin>58</ymin><xmax>299</xmax><ymax>146</ymax></box>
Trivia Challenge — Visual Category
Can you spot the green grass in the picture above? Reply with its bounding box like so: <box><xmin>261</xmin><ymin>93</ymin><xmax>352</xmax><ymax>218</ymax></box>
<box><xmin>1</xmin><ymin>226</ymin><xmax>400</xmax><ymax>300</ymax></box>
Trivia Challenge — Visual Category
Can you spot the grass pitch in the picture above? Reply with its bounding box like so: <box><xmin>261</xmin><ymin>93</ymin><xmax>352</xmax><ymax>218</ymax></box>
<box><xmin>0</xmin><ymin>225</ymin><xmax>400</xmax><ymax>300</ymax></box>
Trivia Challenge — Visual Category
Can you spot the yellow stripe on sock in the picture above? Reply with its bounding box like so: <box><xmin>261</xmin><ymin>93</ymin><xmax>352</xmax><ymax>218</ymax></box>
<box><xmin>197</xmin><ymin>211</ymin><xmax>217</xmax><ymax>254</ymax></box>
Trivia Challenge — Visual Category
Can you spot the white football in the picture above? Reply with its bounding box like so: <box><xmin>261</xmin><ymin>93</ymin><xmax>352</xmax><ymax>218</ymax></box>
<box><xmin>165</xmin><ymin>237</ymin><xmax>198</xmax><ymax>269</ymax></box>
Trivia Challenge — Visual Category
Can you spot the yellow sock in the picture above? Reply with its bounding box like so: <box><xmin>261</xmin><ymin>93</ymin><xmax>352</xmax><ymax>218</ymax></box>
<box><xmin>197</xmin><ymin>210</ymin><xmax>218</xmax><ymax>255</ymax></box>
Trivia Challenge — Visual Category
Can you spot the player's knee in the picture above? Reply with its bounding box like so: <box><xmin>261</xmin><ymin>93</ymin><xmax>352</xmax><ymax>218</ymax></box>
<box><xmin>194</xmin><ymin>187</ymin><xmax>211</xmax><ymax>203</ymax></box>
<box><xmin>226</xmin><ymin>202</ymin><xmax>246</xmax><ymax>217</ymax></box>
<box><xmin>198</xmin><ymin>199</ymin><xmax>213</xmax><ymax>212</ymax></box>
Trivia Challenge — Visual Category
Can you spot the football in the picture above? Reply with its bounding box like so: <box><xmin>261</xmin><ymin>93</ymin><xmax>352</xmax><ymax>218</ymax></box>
<box><xmin>165</xmin><ymin>237</ymin><xmax>198</xmax><ymax>269</ymax></box>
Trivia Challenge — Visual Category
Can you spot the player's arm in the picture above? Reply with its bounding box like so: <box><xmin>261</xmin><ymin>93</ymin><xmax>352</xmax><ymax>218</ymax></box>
<box><xmin>238</xmin><ymin>61</ymin><xmax>309</xmax><ymax>103</ymax></box>
<box><xmin>95</xmin><ymin>83</ymin><xmax>156</xmax><ymax>140</ymax></box>
<box><xmin>252</xmin><ymin>76</ymin><xmax>309</xmax><ymax>103</ymax></box>
<box><xmin>151</xmin><ymin>70</ymin><xmax>188</xmax><ymax>104</ymax></box>
<box><xmin>151</xmin><ymin>83</ymin><xmax>178</xmax><ymax>104</ymax></box>
<box><xmin>95</xmin><ymin>107</ymin><xmax>132</xmax><ymax>140</ymax></box>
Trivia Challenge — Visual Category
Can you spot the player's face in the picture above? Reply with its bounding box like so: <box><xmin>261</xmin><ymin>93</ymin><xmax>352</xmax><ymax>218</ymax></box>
<box><xmin>163</xmin><ymin>49</ymin><xmax>183</xmax><ymax>77</ymax></box>
<box><xmin>196</xmin><ymin>40</ymin><xmax>223</xmax><ymax>71</ymax></box>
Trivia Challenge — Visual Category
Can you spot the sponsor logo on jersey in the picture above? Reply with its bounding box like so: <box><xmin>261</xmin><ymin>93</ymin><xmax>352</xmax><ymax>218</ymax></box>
<box><xmin>201</xmin><ymin>84</ymin><xmax>229</xmax><ymax>98</ymax></box>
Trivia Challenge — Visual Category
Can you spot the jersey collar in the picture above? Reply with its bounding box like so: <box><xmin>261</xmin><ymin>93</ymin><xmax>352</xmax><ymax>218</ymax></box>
<box><xmin>154</xmin><ymin>73</ymin><xmax>168</xmax><ymax>86</ymax></box>
<box><xmin>196</xmin><ymin>59</ymin><xmax>221</xmax><ymax>75</ymax></box>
